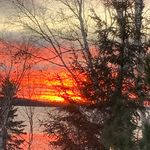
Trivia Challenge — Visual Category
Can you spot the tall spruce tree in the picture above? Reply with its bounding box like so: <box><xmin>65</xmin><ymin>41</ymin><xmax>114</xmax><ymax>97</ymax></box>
<box><xmin>93</xmin><ymin>0</ymin><xmax>146</xmax><ymax>149</ymax></box>
<box><xmin>0</xmin><ymin>78</ymin><xmax>26</xmax><ymax>150</ymax></box>
<box><xmin>139</xmin><ymin>54</ymin><xmax>150</xmax><ymax>150</ymax></box>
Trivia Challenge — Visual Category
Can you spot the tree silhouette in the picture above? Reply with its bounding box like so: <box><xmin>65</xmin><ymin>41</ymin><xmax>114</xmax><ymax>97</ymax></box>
<box><xmin>0</xmin><ymin>78</ymin><xmax>26</xmax><ymax>150</ymax></box>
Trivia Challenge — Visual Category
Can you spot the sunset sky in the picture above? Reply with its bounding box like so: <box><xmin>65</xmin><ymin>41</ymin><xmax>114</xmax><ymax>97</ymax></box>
<box><xmin>0</xmin><ymin>0</ymin><xmax>150</xmax><ymax>104</ymax></box>
<box><xmin>0</xmin><ymin>1</ymin><xmax>150</xmax><ymax>150</ymax></box>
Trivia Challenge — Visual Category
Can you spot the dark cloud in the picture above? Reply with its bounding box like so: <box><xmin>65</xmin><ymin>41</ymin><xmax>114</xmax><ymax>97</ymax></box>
<box><xmin>0</xmin><ymin>0</ymin><xmax>149</xmax><ymax>39</ymax></box>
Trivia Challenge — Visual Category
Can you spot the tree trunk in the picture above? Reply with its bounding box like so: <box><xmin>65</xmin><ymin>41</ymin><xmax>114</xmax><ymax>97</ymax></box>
<box><xmin>0</xmin><ymin>103</ymin><xmax>10</xmax><ymax>150</ymax></box>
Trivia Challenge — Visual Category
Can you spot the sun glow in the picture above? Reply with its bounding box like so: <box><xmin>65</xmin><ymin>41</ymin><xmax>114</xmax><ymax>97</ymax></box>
<box><xmin>17</xmin><ymin>70</ymin><xmax>83</xmax><ymax>104</ymax></box>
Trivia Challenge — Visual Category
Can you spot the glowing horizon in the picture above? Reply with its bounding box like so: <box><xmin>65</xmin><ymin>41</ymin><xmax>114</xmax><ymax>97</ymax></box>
<box><xmin>16</xmin><ymin>70</ymin><xmax>83</xmax><ymax>104</ymax></box>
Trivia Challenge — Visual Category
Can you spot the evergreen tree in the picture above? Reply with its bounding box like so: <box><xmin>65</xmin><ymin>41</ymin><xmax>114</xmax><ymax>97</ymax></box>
<box><xmin>139</xmin><ymin>55</ymin><xmax>150</xmax><ymax>150</ymax></box>
<box><xmin>42</xmin><ymin>106</ymin><xmax>107</xmax><ymax>150</ymax></box>
<box><xmin>0</xmin><ymin>78</ymin><xmax>26</xmax><ymax>150</ymax></box>
<box><xmin>94</xmin><ymin>0</ymin><xmax>147</xmax><ymax>149</ymax></box>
